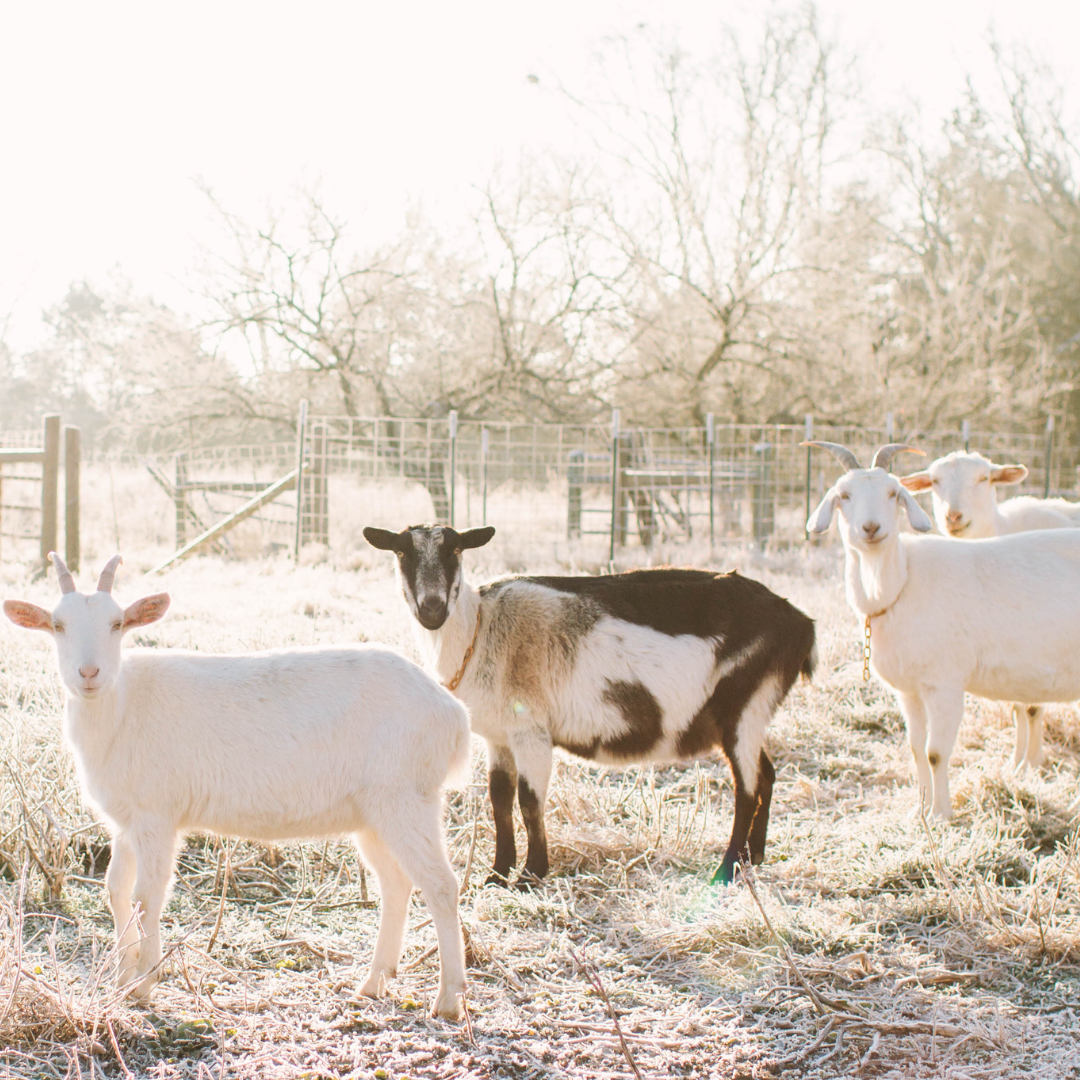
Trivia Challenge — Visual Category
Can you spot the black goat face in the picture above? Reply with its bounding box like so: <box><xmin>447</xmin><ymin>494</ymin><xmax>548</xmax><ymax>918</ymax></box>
<box><xmin>363</xmin><ymin>524</ymin><xmax>495</xmax><ymax>630</ymax></box>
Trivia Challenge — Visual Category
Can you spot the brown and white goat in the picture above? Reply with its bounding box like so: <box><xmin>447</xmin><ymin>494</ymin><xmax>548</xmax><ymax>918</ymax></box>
<box><xmin>364</xmin><ymin>525</ymin><xmax>816</xmax><ymax>886</ymax></box>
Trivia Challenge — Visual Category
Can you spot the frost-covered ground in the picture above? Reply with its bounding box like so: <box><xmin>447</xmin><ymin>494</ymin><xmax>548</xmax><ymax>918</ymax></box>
<box><xmin>1</xmin><ymin>540</ymin><xmax>1078</xmax><ymax>1079</ymax></box>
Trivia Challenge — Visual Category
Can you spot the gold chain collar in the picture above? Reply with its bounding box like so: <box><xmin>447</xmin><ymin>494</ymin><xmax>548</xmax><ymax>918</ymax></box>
<box><xmin>862</xmin><ymin>608</ymin><xmax>888</xmax><ymax>682</ymax></box>
<box><xmin>445</xmin><ymin>608</ymin><xmax>482</xmax><ymax>693</ymax></box>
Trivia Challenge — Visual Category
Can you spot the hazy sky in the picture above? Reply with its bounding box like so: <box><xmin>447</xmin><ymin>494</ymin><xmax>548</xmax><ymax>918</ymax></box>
<box><xmin>1</xmin><ymin>0</ymin><xmax>1078</xmax><ymax>354</ymax></box>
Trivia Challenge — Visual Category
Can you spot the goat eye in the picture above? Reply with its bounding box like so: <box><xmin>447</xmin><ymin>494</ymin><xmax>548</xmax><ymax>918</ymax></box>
<box><xmin>978</xmin><ymin>476</ymin><xmax>988</xmax><ymax>483</ymax></box>
<box><xmin>454</xmin><ymin>548</ymin><xmax>462</xmax><ymax>556</ymax></box>
<box><xmin>839</xmin><ymin>492</ymin><xmax>850</xmax><ymax>501</ymax></box>
<box><xmin>395</xmin><ymin>550</ymin><xmax>404</xmax><ymax>559</ymax></box>
<box><xmin>888</xmin><ymin>490</ymin><xmax>897</xmax><ymax>499</ymax></box>
<box><xmin>53</xmin><ymin>622</ymin><xmax>65</xmax><ymax>634</ymax></box>
<box><xmin>112</xmin><ymin>620</ymin><xmax>123</xmax><ymax>632</ymax></box>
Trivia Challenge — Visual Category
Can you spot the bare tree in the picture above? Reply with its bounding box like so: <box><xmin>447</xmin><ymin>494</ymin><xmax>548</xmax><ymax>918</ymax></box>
<box><xmin>862</xmin><ymin>44</ymin><xmax>1080</xmax><ymax>433</ymax></box>
<box><xmin>202</xmin><ymin>188</ymin><xmax>414</xmax><ymax>418</ymax></box>
<box><xmin>560</xmin><ymin>8</ymin><xmax>853</xmax><ymax>424</ymax></box>
<box><xmin>463</xmin><ymin>161</ymin><xmax>619</xmax><ymax>420</ymax></box>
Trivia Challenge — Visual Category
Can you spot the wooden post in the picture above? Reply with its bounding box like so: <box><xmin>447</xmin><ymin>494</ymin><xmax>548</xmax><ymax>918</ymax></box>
<box><xmin>609</xmin><ymin>408</ymin><xmax>621</xmax><ymax>561</ymax></box>
<box><xmin>481</xmin><ymin>426</ymin><xmax>489</xmax><ymax>527</ymax></box>
<box><xmin>40</xmin><ymin>414</ymin><xmax>61</xmax><ymax>565</ymax></box>
<box><xmin>1044</xmin><ymin>416</ymin><xmax>1055</xmax><ymax>499</ymax></box>
<box><xmin>294</xmin><ymin>400</ymin><xmax>308</xmax><ymax>560</ymax></box>
<box><xmin>804</xmin><ymin>414</ymin><xmax>813</xmax><ymax>542</ymax></box>
<box><xmin>175</xmin><ymin>453</ymin><xmax>189</xmax><ymax>548</ymax></box>
<box><xmin>706</xmin><ymin>413</ymin><xmax>715</xmax><ymax>548</ymax></box>
<box><xmin>311</xmin><ymin>422</ymin><xmax>328</xmax><ymax>544</ymax></box>
<box><xmin>962</xmin><ymin>419</ymin><xmax>970</xmax><ymax>453</ymax></box>
<box><xmin>64</xmin><ymin>426</ymin><xmax>80</xmax><ymax>572</ymax></box>
<box><xmin>448</xmin><ymin>411</ymin><xmax>458</xmax><ymax>528</ymax></box>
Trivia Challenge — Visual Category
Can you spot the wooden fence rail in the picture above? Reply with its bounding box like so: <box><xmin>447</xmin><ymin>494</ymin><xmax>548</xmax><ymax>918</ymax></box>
<box><xmin>0</xmin><ymin>415</ymin><xmax>80</xmax><ymax>570</ymax></box>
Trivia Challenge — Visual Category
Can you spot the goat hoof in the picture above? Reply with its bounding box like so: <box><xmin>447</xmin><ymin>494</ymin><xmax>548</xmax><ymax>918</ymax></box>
<box><xmin>359</xmin><ymin>972</ymin><xmax>388</xmax><ymax>999</ymax></box>
<box><xmin>431</xmin><ymin>986</ymin><xmax>466</xmax><ymax>1021</ymax></box>
<box><xmin>512</xmin><ymin>871</ymin><xmax>543</xmax><ymax>893</ymax></box>
<box><xmin>710</xmin><ymin>860</ymin><xmax>736</xmax><ymax>886</ymax></box>
<box><xmin>483</xmin><ymin>871</ymin><xmax>512</xmax><ymax>888</ymax></box>
<box><xmin>127</xmin><ymin>974</ymin><xmax>158</xmax><ymax>1002</ymax></box>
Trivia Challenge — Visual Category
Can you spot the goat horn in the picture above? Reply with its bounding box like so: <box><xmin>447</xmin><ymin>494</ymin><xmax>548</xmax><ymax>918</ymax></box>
<box><xmin>801</xmin><ymin>441</ymin><xmax>862</xmax><ymax>471</ymax></box>
<box><xmin>96</xmin><ymin>555</ymin><xmax>123</xmax><ymax>594</ymax></box>
<box><xmin>871</xmin><ymin>444</ymin><xmax>925</xmax><ymax>471</ymax></box>
<box><xmin>50</xmin><ymin>552</ymin><xmax>76</xmax><ymax>594</ymax></box>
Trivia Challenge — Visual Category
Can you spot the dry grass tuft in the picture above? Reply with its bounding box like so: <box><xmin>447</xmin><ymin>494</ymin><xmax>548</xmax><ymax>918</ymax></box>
<box><xmin>1</xmin><ymin>543</ymin><xmax>1079</xmax><ymax>1077</ymax></box>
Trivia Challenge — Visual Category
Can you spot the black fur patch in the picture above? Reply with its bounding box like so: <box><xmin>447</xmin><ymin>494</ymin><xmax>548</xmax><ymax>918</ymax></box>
<box><xmin>600</xmin><ymin>679</ymin><xmax>664</xmax><ymax>757</ymax></box>
<box><xmin>676</xmin><ymin>701</ymin><xmax>719</xmax><ymax>758</ymax></box>
<box><xmin>517</xmin><ymin>778</ymin><xmax>549</xmax><ymax>880</ymax></box>
<box><xmin>488</xmin><ymin>768</ymin><xmax>517</xmax><ymax>879</ymax></box>
<box><xmin>927</xmin><ymin>752</ymin><xmax>941</xmax><ymax>768</ymax></box>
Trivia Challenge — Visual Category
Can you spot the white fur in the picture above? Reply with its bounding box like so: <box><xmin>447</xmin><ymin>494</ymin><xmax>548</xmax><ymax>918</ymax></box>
<box><xmin>810</xmin><ymin>460</ymin><xmax>1080</xmax><ymax>819</ymax></box>
<box><xmin>3</xmin><ymin>564</ymin><xmax>469</xmax><ymax>1020</ymax></box>
<box><xmin>902</xmin><ymin>450</ymin><xmax>1080</xmax><ymax>539</ymax></box>
<box><xmin>901</xmin><ymin>450</ymin><xmax>1080</xmax><ymax>766</ymax></box>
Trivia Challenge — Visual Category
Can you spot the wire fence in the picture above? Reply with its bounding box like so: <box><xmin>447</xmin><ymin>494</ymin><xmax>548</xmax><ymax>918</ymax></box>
<box><xmin>2</xmin><ymin>410</ymin><xmax>1076</xmax><ymax>564</ymax></box>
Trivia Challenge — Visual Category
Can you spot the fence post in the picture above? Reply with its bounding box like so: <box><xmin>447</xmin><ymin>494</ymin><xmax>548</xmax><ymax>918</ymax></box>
<box><xmin>64</xmin><ymin>425</ymin><xmax>80</xmax><ymax>572</ymax></box>
<box><xmin>1044</xmin><ymin>415</ymin><xmax>1055</xmax><ymax>499</ymax></box>
<box><xmin>40</xmin><ymin>414</ymin><xmax>61</xmax><ymax>566</ymax></box>
<box><xmin>174</xmin><ymin>453</ymin><xmax>189</xmax><ymax>547</ymax></box>
<box><xmin>448</xmin><ymin>410</ymin><xmax>458</xmax><ymax>528</ymax></box>
<box><xmin>311</xmin><ymin>422</ymin><xmax>328</xmax><ymax>544</ymax></box>
<box><xmin>962</xmin><ymin>419</ymin><xmax>970</xmax><ymax>453</ymax></box>
<box><xmin>706</xmin><ymin>413</ymin><xmax>715</xmax><ymax>548</ymax></box>
<box><xmin>752</xmin><ymin>441</ymin><xmax>774</xmax><ymax>548</ymax></box>
<box><xmin>481</xmin><ymin>427</ymin><xmax>489</xmax><ymax>526</ymax></box>
<box><xmin>885</xmin><ymin>412</ymin><xmax>894</xmax><ymax>443</ymax></box>
<box><xmin>804</xmin><ymin>415</ymin><xmax>813</xmax><ymax>542</ymax></box>
<box><xmin>609</xmin><ymin>408</ymin><xmax>621</xmax><ymax>561</ymax></box>
<box><xmin>294</xmin><ymin>399</ymin><xmax>308</xmax><ymax>560</ymax></box>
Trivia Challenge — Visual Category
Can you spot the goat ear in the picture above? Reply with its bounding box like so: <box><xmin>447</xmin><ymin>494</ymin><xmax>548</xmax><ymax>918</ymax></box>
<box><xmin>3</xmin><ymin>600</ymin><xmax>54</xmax><ymax>633</ymax></box>
<box><xmin>898</xmin><ymin>488</ymin><xmax>933</xmax><ymax>532</ymax></box>
<box><xmin>899</xmin><ymin>470</ymin><xmax>932</xmax><ymax>492</ymax></box>
<box><xmin>458</xmin><ymin>526</ymin><xmax>495</xmax><ymax>550</ymax></box>
<box><xmin>991</xmin><ymin>464</ymin><xmax>1027</xmax><ymax>485</ymax></box>
<box><xmin>363</xmin><ymin>527</ymin><xmax>405</xmax><ymax>552</ymax></box>
<box><xmin>122</xmin><ymin>593</ymin><xmax>170</xmax><ymax>630</ymax></box>
<box><xmin>806</xmin><ymin>487</ymin><xmax>838</xmax><ymax>534</ymax></box>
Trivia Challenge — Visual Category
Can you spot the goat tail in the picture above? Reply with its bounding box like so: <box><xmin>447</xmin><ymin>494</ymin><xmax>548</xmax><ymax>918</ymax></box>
<box><xmin>800</xmin><ymin>635</ymin><xmax>818</xmax><ymax>683</ymax></box>
<box><xmin>414</xmin><ymin>693</ymin><xmax>472</xmax><ymax>795</ymax></box>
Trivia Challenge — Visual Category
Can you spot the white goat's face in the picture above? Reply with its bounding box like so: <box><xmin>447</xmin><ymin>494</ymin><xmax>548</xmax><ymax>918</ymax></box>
<box><xmin>50</xmin><ymin>590</ymin><xmax>127</xmax><ymax>697</ymax></box>
<box><xmin>899</xmin><ymin>451</ymin><xmax>1026</xmax><ymax>538</ymax></box>
<box><xmin>808</xmin><ymin>467</ymin><xmax>933</xmax><ymax>550</ymax></box>
<box><xmin>3</xmin><ymin>558</ymin><xmax>169</xmax><ymax>700</ymax></box>
<box><xmin>363</xmin><ymin>524</ymin><xmax>496</xmax><ymax>630</ymax></box>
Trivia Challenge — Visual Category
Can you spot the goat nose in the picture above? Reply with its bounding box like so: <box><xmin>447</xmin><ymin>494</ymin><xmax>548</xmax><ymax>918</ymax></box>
<box><xmin>417</xmin><ymin>597</ymin><xmax>447</xmax><ymax>626</ymax></box>
<box><xmin>863</xmin><ymin>521</ymin><xmax>880</xmax><ymax>538</ymax></box>
<box><xmin>79</xmin><ymin>665</ymin><xmax>99</xmax><ymax>680</ymax></box>
<box><xmin>946</xmin><ymin>509</ymin><xmax>962</xmax><ymax>523</ymax></box>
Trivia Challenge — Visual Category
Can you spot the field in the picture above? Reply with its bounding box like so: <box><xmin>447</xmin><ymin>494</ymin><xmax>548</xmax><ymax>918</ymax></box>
<box><xmin>1</xmin><ymin>531</ymin><xmax>1079</xmax><ymax>1079</ymax></box>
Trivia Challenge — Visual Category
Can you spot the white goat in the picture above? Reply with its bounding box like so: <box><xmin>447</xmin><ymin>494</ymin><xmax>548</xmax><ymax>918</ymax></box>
<box><xmin>806</xmin><ymin>442</ymin><xmax>1080</xmax><ymax>820</ymax></box>
<box><xmin>3</xmin><ymin>554</ymin><xmax>469</xmax><ymax>1019</ymax></box>
<box><xmin>900</xmin><ymin>450</ymin><xmax>1080</xmax><ymax>538</ymax></box>
<box><xmin>900</xmin><ymin>450</ymin><xmax>1080</xmax><ymax>768</ymax></box>
<box><xmin>364</xmin><ymin>524</ymin><xmax>816</xmax><ymax>887</ymax></box>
